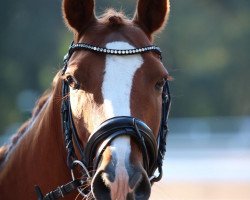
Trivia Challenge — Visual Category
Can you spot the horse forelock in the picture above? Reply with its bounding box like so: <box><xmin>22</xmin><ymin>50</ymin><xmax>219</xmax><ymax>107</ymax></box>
<box><xmin>98</xmin><ymin>9</ymin><xmax>129</xmax><ymax>26</ymax></box>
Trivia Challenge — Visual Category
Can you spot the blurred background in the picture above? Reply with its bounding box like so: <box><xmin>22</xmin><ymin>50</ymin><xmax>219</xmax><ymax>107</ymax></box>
<box><xmin>0</xmin><ymin>0</ymin><xmax>249</xmax><ymax>199</ymax></box>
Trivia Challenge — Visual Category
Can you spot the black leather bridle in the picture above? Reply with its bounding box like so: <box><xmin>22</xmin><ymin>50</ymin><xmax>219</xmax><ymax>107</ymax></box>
<box><xmin>35</xmin><ymin>42</ymin><xmax>171</xmax><ymax>200</ymax></box>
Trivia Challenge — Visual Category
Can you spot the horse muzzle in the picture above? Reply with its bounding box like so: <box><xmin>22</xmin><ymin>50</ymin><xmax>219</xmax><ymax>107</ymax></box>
<box><xmin>84</xmin><ymin>116</ymin><xmax>157</xmax><ymax>200</ymax></box>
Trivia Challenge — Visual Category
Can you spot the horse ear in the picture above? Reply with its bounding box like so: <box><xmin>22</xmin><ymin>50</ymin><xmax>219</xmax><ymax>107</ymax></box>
<box><xmin>62</xmin><ymin>0</ymin><xmax>96</xmax><ymax>33</ymax></box>
<box><xmin>133</xmin><ymin>0</ymin><xmax>170</xmax><ymax>38</ymax></box>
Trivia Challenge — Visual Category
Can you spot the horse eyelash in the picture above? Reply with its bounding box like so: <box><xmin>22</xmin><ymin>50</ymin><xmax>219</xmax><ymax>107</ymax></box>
<box><xmin>65</xmin><ymin>75</ymin><xmax>80</xmax><ymax>89</ymax></box>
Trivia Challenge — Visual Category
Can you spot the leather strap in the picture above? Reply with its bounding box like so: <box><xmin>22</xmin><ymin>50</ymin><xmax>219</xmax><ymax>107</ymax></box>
<box><xmin>35</xmin><ymin>179</ymin><xmax>83</xmax><ymax>200</ymax></box>
<box><xmin>84</xmin><ymin>116</ymin><xmax>158</xmax><ymax>176</ymax></box>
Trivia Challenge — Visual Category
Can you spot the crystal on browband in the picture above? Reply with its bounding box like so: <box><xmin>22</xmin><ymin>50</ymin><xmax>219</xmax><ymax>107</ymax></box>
<box><xmin>69</xmin><ymin>43</ymin><xmax>162</xmax><ymax>56</ymax></box>
<box><xmin>62</xmin><ymin>42</ymin><xmax>162</xmax><ymax>75</ymax></box>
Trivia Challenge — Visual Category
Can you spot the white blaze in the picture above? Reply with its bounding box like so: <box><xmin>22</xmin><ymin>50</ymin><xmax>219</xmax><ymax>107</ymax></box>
<box><xmin>102</xmin><ymin>41</ymin><xmax>143</xmax><ymax>174</ymax></box>
<box><xmin>102</xmin><ymin>41</ymin><xmax>143</xmax><ymax>117</ymax></box>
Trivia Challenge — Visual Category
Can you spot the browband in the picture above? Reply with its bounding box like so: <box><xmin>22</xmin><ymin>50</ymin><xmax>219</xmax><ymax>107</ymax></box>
<box><xmin>62</xmin><ymin>42</ymin><xmax>162</xmax><ymax>74</ymax></box>
<box><xmin>68</xmin><ymin>42</ymin><xmax>161</xmax><ymax>56</ymax></box>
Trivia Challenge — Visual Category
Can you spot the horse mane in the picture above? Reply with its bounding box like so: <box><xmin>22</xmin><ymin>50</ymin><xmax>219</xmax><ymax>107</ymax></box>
<box><xmin>0</xmin><ymin>72</ymin><xmax>60</xmax><ymax>164</ymax></box>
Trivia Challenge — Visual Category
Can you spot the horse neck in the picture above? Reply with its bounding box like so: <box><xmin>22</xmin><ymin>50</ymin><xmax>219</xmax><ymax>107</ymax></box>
<box><xmin>0</xmin><ymin>80</ymin><xmax>73</xmax><ymax>199</ymax></box>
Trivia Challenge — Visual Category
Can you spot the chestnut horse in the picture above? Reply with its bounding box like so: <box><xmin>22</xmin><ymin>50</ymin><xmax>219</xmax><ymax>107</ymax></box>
<box><xmin>0</xmin><ymin>0</ymin><xmax>171</xmax><ymax>199</ymax></box>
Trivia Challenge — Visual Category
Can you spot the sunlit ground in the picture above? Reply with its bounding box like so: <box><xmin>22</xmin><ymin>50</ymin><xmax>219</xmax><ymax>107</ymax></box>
<box><xmin>151</xmin><ymin>117</ymin><xmax>250</xmax><ymax>200</ymax></box>
<box><xmin>151</xmin><ymin>181</ymin><xmax>250</xmax><ymax>200</ymax></box>
<box><xmin>151</xmin><ymin>151</ymin><xmax>250</xmax><ymax>200</ymax></box>
<box><xmin>151</xmin><ymin>154</ymin><xmax>250</xmax><ymax>200</ymax></box>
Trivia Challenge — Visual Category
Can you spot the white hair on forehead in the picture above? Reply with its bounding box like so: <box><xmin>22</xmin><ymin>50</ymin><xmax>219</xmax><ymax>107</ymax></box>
<box><xmin>102</xmin><ymin>41</ymin><xmax>143</xmax><ymax>118</ymax></box>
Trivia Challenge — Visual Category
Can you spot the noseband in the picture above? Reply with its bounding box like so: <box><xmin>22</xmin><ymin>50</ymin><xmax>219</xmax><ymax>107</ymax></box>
<box><xmin>35</xmin><ymin>42</ymin><xmax>171</xmax><ymax>200</ymax></box>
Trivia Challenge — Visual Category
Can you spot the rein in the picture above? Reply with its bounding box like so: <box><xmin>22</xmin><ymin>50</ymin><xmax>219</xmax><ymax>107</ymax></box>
<box><xmin>35</xmin><ymin>42</ymin><xmax>171</xmax><ymax>200</ymax></box>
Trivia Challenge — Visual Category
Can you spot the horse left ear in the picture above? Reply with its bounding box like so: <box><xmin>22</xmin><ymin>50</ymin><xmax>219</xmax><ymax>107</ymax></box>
<box><xmin>133</xmin><ymin>0</ymin><xmax>170</xmax><ymax>39</ymax></box>
<box><xmin>62</xmin><ymin>0</ymin><xmax>96</xmax><ymax>33</ymax></box>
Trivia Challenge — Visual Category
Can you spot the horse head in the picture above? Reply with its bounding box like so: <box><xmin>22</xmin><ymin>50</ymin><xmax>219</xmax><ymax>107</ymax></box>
<box><xmin>60</xmin><ymin>0</ymin><xmax>171</xmax><ymax>199</ymax></box>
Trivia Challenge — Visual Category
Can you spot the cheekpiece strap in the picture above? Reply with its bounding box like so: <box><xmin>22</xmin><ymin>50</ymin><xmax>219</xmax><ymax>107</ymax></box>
<box><xmin>151</xmin><ymin>81</ymin><xmax>171</xmax><ymax>183</ymax></box>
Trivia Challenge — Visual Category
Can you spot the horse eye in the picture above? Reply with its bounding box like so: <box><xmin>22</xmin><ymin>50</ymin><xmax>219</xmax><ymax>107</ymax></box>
<box><xmin>155</xmin><ymin>78</ymin><xmax>166</xmax><ymax>91</ymax></box>
<box><xmin>66</xmin><ymin>75</ymin><xmax>79</xmax><ymax>89</ymax></box>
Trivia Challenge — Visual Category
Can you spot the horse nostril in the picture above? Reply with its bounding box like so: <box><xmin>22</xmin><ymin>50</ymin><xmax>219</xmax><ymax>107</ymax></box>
<box><xmin>92</xmin><ymin>171</ymin><xmax>111</xmax><ymax>200</ymax></box>
<box><xmin>129</xmin><ymin>171</ymin><xmax>142</xmax><ymax>189</ymax></box>
<box><xmin>134</xmin><ymin>172</ymin><xmax>151</xmax><ymax>200</ymax></box>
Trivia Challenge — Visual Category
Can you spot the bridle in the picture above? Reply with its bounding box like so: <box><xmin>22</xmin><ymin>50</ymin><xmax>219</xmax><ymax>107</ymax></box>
<box><xmin>35</xmin><ymin>42</ymin><xmax>171</xmax><ymax>200</ymax></box>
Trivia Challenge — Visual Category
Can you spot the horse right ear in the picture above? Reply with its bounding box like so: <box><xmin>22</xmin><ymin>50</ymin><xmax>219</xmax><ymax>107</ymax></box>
<box><xmin>133</xmin><ymin>0</ymin><xmax>170</xmax><ymax>39</ymax></box>
<box><xmin>62</xmin><ymin>0</ymin><xmax>96</xmax><ymax>33</ymax></box>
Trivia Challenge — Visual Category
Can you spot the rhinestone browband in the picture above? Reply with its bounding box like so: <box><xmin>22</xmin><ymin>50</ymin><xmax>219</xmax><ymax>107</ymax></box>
<box><xmin>62</xmin><ymin>42</ymin><xmax>162</xmax><ymax>74</ymax></box>
<box><xmin>68</xmin><ymin>43</ymin><xmax>162</xmax><ymax>56</ymax></box>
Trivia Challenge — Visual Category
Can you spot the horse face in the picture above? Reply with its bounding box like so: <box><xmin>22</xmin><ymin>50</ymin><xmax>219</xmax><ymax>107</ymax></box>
<box><xmin>62</xmin><ymin>0</ymin><xmax>170</xmax><ymax>199</ymax></box>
